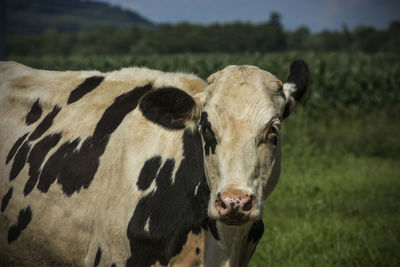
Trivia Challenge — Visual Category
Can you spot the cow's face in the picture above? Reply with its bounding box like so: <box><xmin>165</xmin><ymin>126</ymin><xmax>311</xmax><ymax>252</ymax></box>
<box><xmin>139</xmin><ymin>61</ymin><xmax>308</xmax><ymax>226</ymax></box>
<box><xmin>200</xmin><ymin>61</ymin><xmax>309</xmax><ymax>225</ymax></box>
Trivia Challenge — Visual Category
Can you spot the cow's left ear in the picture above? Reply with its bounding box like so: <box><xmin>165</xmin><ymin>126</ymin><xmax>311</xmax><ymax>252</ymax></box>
<box><xmin>139</xmin><ymin>87</ymin><xmax>199</xmax><ymax>130</ymax></box>
<box><xmin>282</xmin><ymin>59</ymin><xmax>309</xmax><ymax>120</ymax></box>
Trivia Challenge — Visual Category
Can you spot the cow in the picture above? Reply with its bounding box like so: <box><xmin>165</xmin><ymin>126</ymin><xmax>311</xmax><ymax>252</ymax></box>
<box><xmin>0</xmin><ymin>59</ymin><xmax>308</xmax><ymax>267</ymax></box>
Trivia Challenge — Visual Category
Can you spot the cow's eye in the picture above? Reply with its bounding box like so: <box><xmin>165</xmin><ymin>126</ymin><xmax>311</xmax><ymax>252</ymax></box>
<box><xmin>259</xmin><ymin>120</ymin><xmax>280</xmax><ymax>146</ymax></box>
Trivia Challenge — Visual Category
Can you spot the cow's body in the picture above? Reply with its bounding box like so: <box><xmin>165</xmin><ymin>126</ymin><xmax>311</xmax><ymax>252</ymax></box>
<box><xmin>0</xmin><ymin>60</ymin><xmax>308</xmax><ymax>266</ymax></box>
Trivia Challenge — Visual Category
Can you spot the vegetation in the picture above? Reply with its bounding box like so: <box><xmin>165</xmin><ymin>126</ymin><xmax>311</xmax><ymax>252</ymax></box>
<box><xmin>5</xmin><ymin>0</ymin><xmax>152</xmax><ymax>35</ymax></box>
<box><xmin>10</xmin><ymin>52</ymin><xmax>400</xmax><ymax>112</ymax></box>
<box><xmin>250</xmin><ymin>109</ymin><xmax>400</xmax><ymax>266</ymax></box>
<box><xmin>5</xmin><ymin>13</ymin><xmax>400</xmax><ymax>55</ymax></box>
<box><xmin>7</xmin><ymin>52</ymin><xmax>400</xmax><ymax>266</ymax></box>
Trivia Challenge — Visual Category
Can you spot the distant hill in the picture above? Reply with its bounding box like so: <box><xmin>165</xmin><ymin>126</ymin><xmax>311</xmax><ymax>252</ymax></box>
<box><xmin>5</xmin><ymin>0</ymin><xmax>153</xmax><ymax>35</ymax></box>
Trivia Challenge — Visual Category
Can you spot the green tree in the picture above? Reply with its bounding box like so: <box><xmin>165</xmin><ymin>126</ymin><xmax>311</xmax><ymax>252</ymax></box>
<box><xmin>288</xmin><ymin>26</ymin><xmax>311</xmax><ymax>50</ymax></box>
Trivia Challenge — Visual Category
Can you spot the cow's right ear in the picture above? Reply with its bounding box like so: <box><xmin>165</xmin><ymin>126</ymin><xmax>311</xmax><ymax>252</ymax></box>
<box><xmin>281</xmin><ymin>60</ymin><xmax>309</xmax><ymax>120</ymax></box>
<box><xmin>139</xmin><ymin>87</ymin><xmax>199</xmax><ymax>130</ymax></box>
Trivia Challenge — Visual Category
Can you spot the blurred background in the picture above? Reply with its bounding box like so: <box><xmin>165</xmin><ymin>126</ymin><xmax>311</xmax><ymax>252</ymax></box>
<box><xmin>1</xmin><ymin>0</ymin><xmax>399</xmax><ymax>266</ymax></box>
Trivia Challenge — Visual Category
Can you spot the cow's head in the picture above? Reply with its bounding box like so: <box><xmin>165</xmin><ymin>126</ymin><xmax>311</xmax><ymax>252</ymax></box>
<box><xmin>201</xmin><ymin>60</ymin><xmax>309</xmax><ymax>225</ymax></box>
<box><xmin>139</xmin><ymin>60</ymin><xmax>309</xmax><ymax>225</ymax></box>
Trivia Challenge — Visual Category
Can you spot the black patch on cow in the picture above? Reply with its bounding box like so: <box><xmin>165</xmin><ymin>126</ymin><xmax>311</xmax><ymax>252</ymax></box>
<box><xmin>1</xmin><ymin>187</ymin><xmax>13</xmax><ymax>212</ymax></box>
<box><xmin>37</xmin><ymin>85</ymin><xmax>151</xmax><ymax>196</ymax></box>
<box><xmin>199</xmin><ymin>112</ymin><xmax>218</xmax><ymax>156</ymax></box>
<box><xmin>137</xmin><ymin>156</ymin><xmax>162</xmax><ymax>191</ymax></box>
<box><xmin>8</xmin><ymin>107</ymin><xmax>60</xmax><ymax>182</ymax></box>
<box><xmin>37</xmin><ymin>139</ymin><xmax>79</xmax><ymax>194</ymax></box>
<box><xmin>207</xmin><ymin>219</ymin><xmax>220</xmax><ymax>240</ymax></box>
<box><xmin>195</xmin><ymin>247</ymin><xmax>200</xmax><ymax>255</ymax></box>
<box><xmin>6</xmin><ymin>133</ymin><xmax>29</xmax><ymax>165</ymax></box>
<box><xmin>139</xmin><ymin>87</ymin><xmax>195</xmax><ymax>130</ymax></box>
<box><xmin>126</xmin><ymin>129</ymin><xmax>210</xmax><ymax>267</ymax></box>
<box><xmin>282</xmin><ymin>103</ymin><xmax>291</xmax><ymax>120</ymax></box>
<box><xmin>24</xmin><ymin>134</ymin><xmax>62</xmax><ymax>196</ymax></box>
<box><xmin>29</xmin><ymin>105</ymin><xmax>61</xmax><ymax>141</ymax></box>
<box><xmin>8</xmin><ymin>206</ymin><xmax>32</xmax><ymax>243</ymax></box>
<box><xmin>25</xmin><ymin>99</ymin><xmax>43</xmax><ymax>125</ymax></box>
<box><xmin>9</xmin><ymin>141</ymin><xmax>30</xmax><ymax>181</ymax></box>
<box><xmin>111</xmin><ymin>264</ymin><xmax>116</xmax><ymax>267</ymax></box>
<box><xmin>286</xmin><ymin>59</ymin><xmax>309</xmax><ymax>102</ymax></box>
<box><xmin>68</xmin><ymin>76</ymin><xmax>105</xmax><ymax>104</ymax></box>
<box><xmin>247</xmin><ymin>220</ymin><xmax>264</xmax><ymax>243</ymax></box>
<box><xmin>94</xmin><ymin>247</ymin><xmax>102</xmax><ymax>267</ymax></box>
<box><xmin>93</xmin><ymin>84</ymin><xmax>152</xmax><ymax>140</ymax></box>
<box><xmin>279</xmin><ymin>90</ymin><xmax>286</xmax><ymax>100</ymax></box>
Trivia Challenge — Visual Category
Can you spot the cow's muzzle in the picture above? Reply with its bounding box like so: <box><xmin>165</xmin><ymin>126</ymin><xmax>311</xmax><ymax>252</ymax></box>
<box><xmin>214</xmin><ymin>190</ymin><xmax>255</xmax><ymax>225</ymax></box>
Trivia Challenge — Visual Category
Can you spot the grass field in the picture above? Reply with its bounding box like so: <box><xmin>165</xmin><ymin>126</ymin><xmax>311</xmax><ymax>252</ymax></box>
<box><xmin>250</xmin><ymin>109</ymin><xmax>400</xmax><ymax>266</ymax></box>
<box><xmin>8</xmin><ymin>52</ymin><xmax>400</xmax><ymax>266</ymax></box>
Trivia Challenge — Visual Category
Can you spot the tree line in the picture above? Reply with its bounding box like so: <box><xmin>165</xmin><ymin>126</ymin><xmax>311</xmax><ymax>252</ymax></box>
<box><xmin>6</xmin><ymin>13</ymin><xmax>400</xmax><ymax>56</ymax></box>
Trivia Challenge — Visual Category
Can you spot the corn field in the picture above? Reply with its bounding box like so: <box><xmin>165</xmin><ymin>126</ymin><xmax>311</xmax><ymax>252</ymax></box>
<box><xmin>9</xmin><ymin>52</ymin><xmax>400</xmax><ymax>112</ymax></box>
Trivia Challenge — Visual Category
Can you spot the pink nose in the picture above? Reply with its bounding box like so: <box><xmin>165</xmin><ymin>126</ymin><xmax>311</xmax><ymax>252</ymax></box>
<box><xmin>215</xmin><ymin>190</ymin><xmax>254</xmax><ymax>222</ymax></box>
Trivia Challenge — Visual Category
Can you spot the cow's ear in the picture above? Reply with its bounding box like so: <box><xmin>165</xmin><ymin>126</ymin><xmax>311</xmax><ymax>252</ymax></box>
<box><xmin>281</xmin><ymin>60</ymin><xmax>309</xmax><ymax>120</ymax></box>
<box><xmin>139</xmin><ymin>87</ymin><xmax>198</xmax><ymax>130</ymax></box>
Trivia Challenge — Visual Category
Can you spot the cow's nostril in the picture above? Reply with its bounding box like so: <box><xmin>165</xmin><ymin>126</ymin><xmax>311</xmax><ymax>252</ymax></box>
<box><xmin>242</xmin><ymin>198</ymin><xmax>253</xmax><ymax>212</ymax></box>
<box><xmin>216</xmin><ymin>191</ymin><xmax>255</xmax><ymax>219</ymax></box>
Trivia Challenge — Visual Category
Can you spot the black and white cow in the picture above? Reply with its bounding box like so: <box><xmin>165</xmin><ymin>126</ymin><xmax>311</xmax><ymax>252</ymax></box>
<box><xmin>0</xmin><ymin>60</ymin><xmax>308</xmax><ymax>266</ymax></box>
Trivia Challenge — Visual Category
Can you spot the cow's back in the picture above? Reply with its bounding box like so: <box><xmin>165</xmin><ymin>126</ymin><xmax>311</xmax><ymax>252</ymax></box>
<box><xmin>0</xmin><ymin>61</ymin><xmax>207</xmax><ymax>266</ymax></box>
<box><xmin>0</xmin><ymin>62</ymin><xmax>101</xmax><ymax>265</ymax></box>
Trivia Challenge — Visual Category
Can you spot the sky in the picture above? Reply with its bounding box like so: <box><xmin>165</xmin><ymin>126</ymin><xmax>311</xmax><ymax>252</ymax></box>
<box><xmin>103</xmin><ymin>0</ymin><xmax>400</xmax><ymax>32</ymax></box>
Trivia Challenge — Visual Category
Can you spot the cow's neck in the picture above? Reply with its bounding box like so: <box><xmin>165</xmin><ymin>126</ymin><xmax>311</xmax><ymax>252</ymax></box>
<box><xmin>204</xmin><ymin>221</ymin><xmax>254</xmax><ymax>267</ymax></box>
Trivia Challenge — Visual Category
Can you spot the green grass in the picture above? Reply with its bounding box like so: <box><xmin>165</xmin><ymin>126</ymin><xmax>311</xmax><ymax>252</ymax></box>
<box><xmin>250</xmin><ymin>110</ymin><xmax>400</xmax><ymax>267</ymax></box>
